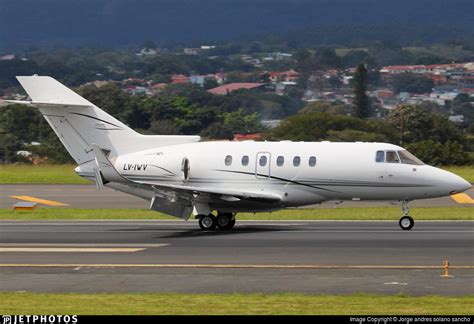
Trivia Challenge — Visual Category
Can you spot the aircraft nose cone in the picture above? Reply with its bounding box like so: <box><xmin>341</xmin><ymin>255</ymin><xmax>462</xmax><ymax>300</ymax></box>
<box><xmin>448</xmin><ymin>174</ymin><xmax>471</xmax><ymax>195</ymax></box>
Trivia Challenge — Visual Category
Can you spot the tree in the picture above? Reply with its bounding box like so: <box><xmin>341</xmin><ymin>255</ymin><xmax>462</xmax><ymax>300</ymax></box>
<box><xmin>203</xmin><ymin>78</ymin><xmax>219</xmax><ymax>90</ymax></box>
<box><xmin>406</xmin><ymin>140</ymin><xmax>469</xmax><ymax>166</ymax></box>
<box><xmin>328</xmin><ymin>75</ymin><xmax>342</xmax><ymax>91</ymax></box>
<box><xmin>388</xmin><ymin>104</ymin><xmax>464</xmax><ymax>145</ymax></box>
<box><xmin>387</xmin><ymin>104</ymin><xmax>469</xmax><ymax>165</ymax></box>
<box><xmin>326</xmin><ymin>129</ymin><xmax>388</xmax><ymax>142</ymax></box>
<box><xmin>299</xmin><ymin>101</ymin><xmax>346</xmax><ymax>115</ymax></box>
<box><xmin>352</xmin><ymin>64</ymin><xmax>371</xmax><ymax>118</ymax></box>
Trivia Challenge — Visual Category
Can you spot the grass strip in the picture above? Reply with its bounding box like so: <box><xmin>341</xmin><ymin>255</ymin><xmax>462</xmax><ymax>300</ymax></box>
<box><xmin>0</xmin><ymin>164</ymin><xmax>89</xmax><ymax>184</ymax></box>
<box><xmin>1</xmin><ymin>292</ymin><xmax>472</xmax><ymax>315</ymax></box>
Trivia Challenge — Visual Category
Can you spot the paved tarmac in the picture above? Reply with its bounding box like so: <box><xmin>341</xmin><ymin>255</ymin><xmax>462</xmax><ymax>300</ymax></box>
<box><xmin>2</xmin><ymin>184</ymin><xmax>473</xmax><ymax>209</ymax></box>
<box><xmin>0</xmin><ymin>220</ymin><xmax>472</xmax><ymax>295</ymax></box>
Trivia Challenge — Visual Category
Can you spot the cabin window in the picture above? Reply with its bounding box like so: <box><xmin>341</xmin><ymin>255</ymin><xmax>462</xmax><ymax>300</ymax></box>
<box><xmin>398</xmin><ymin>150</ymin><xmax>424</xmax><ymax>165</ymax></box>
<box><xmin>276</xmin><ymin>156</ymin><xmax>284</xmax><ymax>166</ymax></box>
<box><xmin>375</xmin><ymin>151</ymin><xmax>385</xmax><ymax>163</ymax></box>
<box><xmin>225</xmin><ymin>155</ymin><xmax>232</xmax><ymax>166</ymax></box>
<box><xmin>241</xmin><ymin>155</ymin><xmax>249</xmax><ymax>166</ymax></box>
<box><xmin>386</xmin><ymin>151</ymin><xmax>400</xmax><ymax>163</ymax></box>
<box><xmin>293</xmin><ymin>156</ymin><xmax>301</xmax><ymax>167</ymax></box>
<box><xmin>308</xmin><ymin>156</ymin><xmax>317</xmax><ymax>167</ymax></box>
<box><xmin>259</xmin><ymin>155</ymin><xmax>267</xmax><ymax>166</ymax></box>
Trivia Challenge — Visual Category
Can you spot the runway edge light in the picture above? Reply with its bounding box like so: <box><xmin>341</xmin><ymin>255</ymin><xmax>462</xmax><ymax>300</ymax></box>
<box><xmin>440</xmin><ymin>260</ymin><xmax>454</xmax><ymax>278</ymax></box>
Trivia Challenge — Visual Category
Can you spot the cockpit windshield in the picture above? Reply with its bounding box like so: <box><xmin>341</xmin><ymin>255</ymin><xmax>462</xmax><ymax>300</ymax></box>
<box><xmin>397</xmin><ymin>150</ymin><xmax>424</xmax><ymax>165</ymax></box>
<box><xmin>375</xmin><ymin>150</ymin><xmax>424</xmax><ymax>165</ymax></box>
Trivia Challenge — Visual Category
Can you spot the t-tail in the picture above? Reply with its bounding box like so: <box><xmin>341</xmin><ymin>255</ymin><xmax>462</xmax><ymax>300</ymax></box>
<box><xmin>9</xmin><ymin>76</ymin><xmax>200</xmax><ymax>164</ymax></box>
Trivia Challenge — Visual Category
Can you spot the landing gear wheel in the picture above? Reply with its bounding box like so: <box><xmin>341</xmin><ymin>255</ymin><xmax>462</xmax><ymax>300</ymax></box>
<box><xmin>199</xmin><ymin>214</ymin><xmax>217</xmax><ymax>231</ymax></box>
<box><xmin>399</xmin><ymin>215</ymin><xmax>414</xmax><ymax>231</ymax></box>
<box><xmin>216</xmin><ymin>213</ymin><xmax>236</xmax><ymax>230</ymax></box>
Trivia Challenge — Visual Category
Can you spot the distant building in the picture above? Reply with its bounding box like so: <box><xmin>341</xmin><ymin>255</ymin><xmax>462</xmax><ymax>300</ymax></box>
<box><xmin>275</xmin><ymin>81</ymin><xmax>297</xmax><ymax>95</ymax></box>
<box><xmin>136</xmin><ymin>48</ymin><xmax>159</xmax><ymax>56</ymax></box>
<box><xmin>208</xmin><ymin>83</ymin><xmax>266</xmax><ymax>95</ymax></box>
<box><xmin>449</xmin><ymin>115</ymin><xmax>464</xmax><ymax>123</ymax></box>
<box><xmin>184</xmin><ymin>48</ymin><xmax>201</xmax><ymax>55</ymax></box>
<box><xmin>374</xmin><ymin>90</ymin><xmax>395</xmax><ymax>99</ymax></box>
<box><xmin>0</xmin><ymin>54</ymin><xmax>15</xmax><ymax>61</ymax></box>
<box><xmin>86</xmin><ymin>80</ymin><xmax>111</xmax><ymax>88</ymax></box>
<box><xmin>233</xmin><ymin>133</ymin><xmax>262</xmax><ymax>141</ymax></box>
<box><xmin>171</xmin><ymin>74</ymin><xmax>190</xmax><ymax>84</ymax></box>
<box><xmin>261</xmin><ymin>119</ymin><xmax>281</xmax><ymax>129</ymax></box>
<box><xmin>189</xmin><ymin>75</ymin><xmax>208</xmax><ymax>85</ymax></box>
<box><xmin>214</xmin><ymin>73</ymin><xmax>227</xmax><ymax>85</ymax></box>
<box><xmin>268</xmin><ymin>70</ymin><xmax>300</xmax><ymax>83</ymax></box>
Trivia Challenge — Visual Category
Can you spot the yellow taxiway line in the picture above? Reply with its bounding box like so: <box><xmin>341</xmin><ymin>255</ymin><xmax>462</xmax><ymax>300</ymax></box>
<box><xmin>0</xmin><ymin>264</ymin><xmax>472</xmax><ymax>269</ymax></box>
<box><xmin>450</xmin><ymin>193</ymin><xmax>474</xmax><ymax>204</ymax></box>
<box><xmin>10</xmin><ymin>195</ymin><xmax>69</xmax><ymax>207</ymax></box>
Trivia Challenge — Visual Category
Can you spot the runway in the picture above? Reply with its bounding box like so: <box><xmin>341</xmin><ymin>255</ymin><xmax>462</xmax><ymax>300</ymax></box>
<box><xmin>2</xmin><ymin>184</ymin><xmax>474</xmax><ymax>208</ymax></box>
<box><xmin>0</xmin><ymin>220</ymin><xmax>472</xmax><ymax>295</ymax></box>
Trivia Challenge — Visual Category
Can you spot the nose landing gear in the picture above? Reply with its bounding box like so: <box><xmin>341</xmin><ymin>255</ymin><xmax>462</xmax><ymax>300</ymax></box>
<box><xmin>399</xmin><ymin>200</ymin><xmax>414</xmax><ymax>230</ymax></box>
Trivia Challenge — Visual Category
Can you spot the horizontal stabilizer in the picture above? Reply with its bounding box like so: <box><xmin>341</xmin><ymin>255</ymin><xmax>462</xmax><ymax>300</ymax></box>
<box><xmin>4</xmin><ymin>99</ymin><xmax>90</xmax><ymax>108</ymax></box>
<box><xmin>16</xmin><ymin>75</ymin><xmax>93</xmax><ymax>106</ymax></box>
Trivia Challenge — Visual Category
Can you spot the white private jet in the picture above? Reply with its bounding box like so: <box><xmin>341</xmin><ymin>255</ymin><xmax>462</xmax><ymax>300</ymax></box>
<box><xmin>9</xmin><ymin>76</ymin><xmax>471</xmax><ymax>231</ymax></box>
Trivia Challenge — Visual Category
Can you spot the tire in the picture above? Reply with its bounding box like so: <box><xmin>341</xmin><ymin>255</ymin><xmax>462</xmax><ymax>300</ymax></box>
<box><xmin>216</xmin><ymin>214</ymin><xmax>231</xmax><ymax>229</ymax></box>
<box><xmin>399</xmin><ymin>215</ymin><xmax>414</xmax><ymax>231</ymax></box>
<box><xmin>216</xmin><ymin>213</ymin><xmax>236</xmax><ymax>230</ymax></box>
<box><xmin>199</xmin><ymin>214</ymin><xmax>217</xmax><ymax>231</ymax></box>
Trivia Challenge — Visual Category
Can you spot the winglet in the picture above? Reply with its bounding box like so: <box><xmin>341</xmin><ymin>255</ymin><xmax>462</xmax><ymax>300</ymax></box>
<box><xmin>91</xmin><ymin>143</ymin><xmax>129</xmax><ymax>184</ymax></box>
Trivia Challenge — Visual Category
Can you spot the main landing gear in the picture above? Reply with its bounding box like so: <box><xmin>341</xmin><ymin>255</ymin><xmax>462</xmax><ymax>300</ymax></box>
<box><xmin>197</xmin><ymin>213</ymin><xmax>236</xmax><ymax>231</ymax></box>
<box><xmin>399</xmin><ymin>200</ymin><xmax>414</xmax><ymax>230</ymax></box>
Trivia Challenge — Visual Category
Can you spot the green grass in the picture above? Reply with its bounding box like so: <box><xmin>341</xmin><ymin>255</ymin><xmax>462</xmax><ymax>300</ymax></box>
<box><xmin>0</xmin><ymin>164</ymin><xmax>89</xmax><ymax>184</ymax></box>
<box><xmin>441</xmin><ymin>166</ymin><xmax>474</xmax><ymax>183</ymax></box>
<box><xmin>0</xmin><ymin>207</ymin><xmax>472</xmax><ymax>221</ymax></box>
<box><xmin>1</xmin><ymin>292</ymin><xmax>472</xmax><ymax>315</ymax></box>
<box><xmin>1</xmin><ymin>164</ymin><xmax>473</xmax><ymax>184</ymax></box>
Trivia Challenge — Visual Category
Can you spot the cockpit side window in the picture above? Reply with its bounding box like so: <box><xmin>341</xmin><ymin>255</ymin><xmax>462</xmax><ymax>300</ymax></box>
<box><xmin>375</xmin><ymin>151</ymin><xmax>385</xmax><ymax>163</ymax></box>
<box><xmin>398</xmin><ymin>150</ymin><xmax>424</xmax><ymax>165</ymax></box>
<box><xmin>386</xmin><ymin>151</ymin><xmax>400</xmax><ymax>163</ymax></box>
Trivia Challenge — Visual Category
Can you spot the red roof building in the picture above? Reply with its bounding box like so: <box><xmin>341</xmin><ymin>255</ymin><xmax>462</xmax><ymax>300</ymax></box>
<box><xmin>171</xmin><ymin>74</ymin><xmax>189</xmax><ymax>84</ymax></box>
<box><xmin>268</xmin><ymin>70</ymin><xmax>300</xmax><ymax>82</ymax></box>
<box><xmin>207</xmin><ymin>83</ymin><xmax>265</xmax><ymax>95</ymax></box>
<box><xmin>233</xmin><ymin>133</ymin><xmax>263</xmax><ymax>141</ymax></box>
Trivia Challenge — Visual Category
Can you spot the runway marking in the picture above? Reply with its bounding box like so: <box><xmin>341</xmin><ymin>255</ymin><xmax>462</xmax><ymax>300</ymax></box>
<box><xmin>0</xmin><ymin>248</ymin><xmax>145</xmax><ymax>253</ymax></box>
<box><xmin>450</xmin><ymin>193</ymin><xmax>474</xmax><ymax>204</ymax></box>
<box><xmin>0</xmin><ymin>264</ymin><xmax>472</xmax><ymax>269</ymax></box>
<box><xmin>10</xmin><ymin>196</ymin><xmax>69</xmax><ymax>207</ymax></box>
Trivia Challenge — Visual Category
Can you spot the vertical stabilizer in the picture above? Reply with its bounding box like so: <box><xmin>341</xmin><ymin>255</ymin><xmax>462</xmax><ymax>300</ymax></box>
<box><xmin>14</xmin><ymin>76</ymin><xmax>200</xmax><ymax>164</ymax></box>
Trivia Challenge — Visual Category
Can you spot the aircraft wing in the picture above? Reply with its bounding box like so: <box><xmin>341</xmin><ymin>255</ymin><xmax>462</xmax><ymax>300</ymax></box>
<box><xmin>138</xmin><ymin>181</ymin><xmax>282</xmax><ymax>203</ymax></box>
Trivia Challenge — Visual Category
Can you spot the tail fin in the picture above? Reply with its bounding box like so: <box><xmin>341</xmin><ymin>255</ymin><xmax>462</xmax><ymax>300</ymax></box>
<box><xmin>15</xmin><ymin>76</ymin><xmax>200</xmax><ymax>164</ymax></box>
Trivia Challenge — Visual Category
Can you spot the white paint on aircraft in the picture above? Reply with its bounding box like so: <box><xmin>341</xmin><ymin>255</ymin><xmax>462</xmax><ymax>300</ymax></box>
<box><xmin>10</xmin><ymin>76</ymin><xmax>471</xmax><ymax>231</ymax></box>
